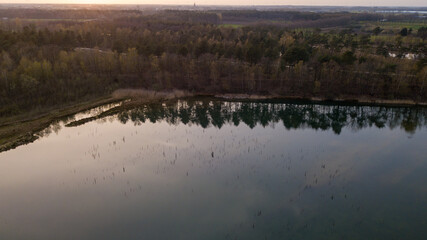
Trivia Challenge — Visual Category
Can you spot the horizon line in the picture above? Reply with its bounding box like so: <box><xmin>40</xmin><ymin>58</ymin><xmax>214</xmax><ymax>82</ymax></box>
<box><xmin>0</xmin><ymin>3</ymin><xmax>427</xmax><ymax>8</ymax></box>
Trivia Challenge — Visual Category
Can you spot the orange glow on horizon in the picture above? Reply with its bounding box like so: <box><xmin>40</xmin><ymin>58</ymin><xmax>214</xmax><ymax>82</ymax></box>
<box><xmin>0</xmin><ymin>0</ymin><xmax>425</xmax><ymax>7</ymax></box>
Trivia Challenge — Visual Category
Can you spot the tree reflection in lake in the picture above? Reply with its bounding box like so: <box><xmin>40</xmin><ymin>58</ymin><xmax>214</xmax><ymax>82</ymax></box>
<box><xmin>1</xmin><ymin>99</ymin><xmax>426</xmax><ymax>240</ymax></box>
<box><xmin>111</xmin><ymin>99</ymin><xmax>427</xmax><ymax>135</ymax></box>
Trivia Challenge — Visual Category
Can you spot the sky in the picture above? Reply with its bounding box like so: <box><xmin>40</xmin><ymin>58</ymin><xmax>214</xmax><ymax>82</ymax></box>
<box><xmin>1</xmin><ymin>0</ymin><xmax>426</xmax><ymax>7</ymax></box>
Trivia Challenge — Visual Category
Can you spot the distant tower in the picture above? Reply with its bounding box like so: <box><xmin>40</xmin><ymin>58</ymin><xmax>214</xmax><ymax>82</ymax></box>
<box><xmin>194</xmin><ymin>2</ymin><xmax>196</xmax><ymax>7</ymax></box>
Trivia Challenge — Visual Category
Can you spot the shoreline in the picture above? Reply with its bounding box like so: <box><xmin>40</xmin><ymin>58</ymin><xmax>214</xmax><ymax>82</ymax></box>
<box><xmin>212</xmin><ymin>94</ymin><xmax>427</xmax><ymax>107</ymax></box>
<box><xmin>1</xmin><ymin>89</ymin><xmax>426</xmax><ymax>153</ymax></box>
<box><xmin>0</xmin><ymin>97</ymin><xmax>123</xmax><ymax>153</ymax></box>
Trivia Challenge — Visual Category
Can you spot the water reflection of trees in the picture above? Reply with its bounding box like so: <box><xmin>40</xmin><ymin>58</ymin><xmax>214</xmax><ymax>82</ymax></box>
<box><xmin>116</xmin><ymin>100</ymin><xmax>427</xmax><ymax>134</ymax></box>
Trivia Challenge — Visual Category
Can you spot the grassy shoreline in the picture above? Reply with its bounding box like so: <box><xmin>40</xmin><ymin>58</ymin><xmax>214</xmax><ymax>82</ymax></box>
<box><xmin>0</xmin><ymin>96</ymin><xmax>123</xmax><ymax>153</ymax></box>
<box><xmin>1</xmin><ymin>90</ymin><xmax>426</xmax><ymax>153</ymax></box>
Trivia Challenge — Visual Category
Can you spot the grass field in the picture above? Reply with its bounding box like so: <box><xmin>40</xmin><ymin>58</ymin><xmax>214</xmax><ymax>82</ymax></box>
<box><xmin>219</xmin><ymin>24</ymin><xmax>242</xmax><ymax>28</ymax></box>
<box><xmin>361</xmin><ymin>20</ymin><xmax>427</xmax><ymax>30</ymax></box>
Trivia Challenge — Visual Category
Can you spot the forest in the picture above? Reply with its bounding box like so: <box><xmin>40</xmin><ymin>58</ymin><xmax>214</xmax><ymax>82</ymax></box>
<box><xmin>0</xmin><ymin>8</ymin><xmax>426</xmax><ymax>117</ymax></box>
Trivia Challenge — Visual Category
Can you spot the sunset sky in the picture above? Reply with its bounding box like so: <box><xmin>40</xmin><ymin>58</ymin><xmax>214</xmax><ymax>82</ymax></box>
<box><xmin>1</xmin><ymin>0</ymin><xmax>426</xmax><ymax>7</ymax></box>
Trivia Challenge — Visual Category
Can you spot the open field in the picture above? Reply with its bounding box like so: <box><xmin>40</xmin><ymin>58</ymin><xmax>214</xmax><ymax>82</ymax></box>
<box><xmin>361</xmin><ymin>20</ymin><xmax>427</xmax><ymax>30</ymax></box>
<box><xmin>219</xmin><ymin>23</ymin><xmax>242</xmax><ymax>28</ymax></box>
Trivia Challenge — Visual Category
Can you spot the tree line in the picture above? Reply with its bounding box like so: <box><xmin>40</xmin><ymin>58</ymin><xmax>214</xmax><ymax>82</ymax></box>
<box><xmin>0</xmin><ymin>10</ymin><xmax>426</xmax><ymax>117</ymax></box>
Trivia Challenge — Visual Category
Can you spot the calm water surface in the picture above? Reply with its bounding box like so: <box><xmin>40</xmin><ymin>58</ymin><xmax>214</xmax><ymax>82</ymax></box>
<box><xmin>0</xmin><ymin>99</ymin><xmax>426</xmax><ymax>240</ymax></box>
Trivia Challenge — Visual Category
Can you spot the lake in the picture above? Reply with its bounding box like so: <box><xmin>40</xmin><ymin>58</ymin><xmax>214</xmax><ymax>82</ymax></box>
<box><xmin>0</xmin><ymin>98</ymin><xmax>426</xmax><ymax>240</ymax></box>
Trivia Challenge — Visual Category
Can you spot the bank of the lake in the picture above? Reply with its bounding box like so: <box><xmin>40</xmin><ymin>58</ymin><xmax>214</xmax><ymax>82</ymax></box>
<box><xmin>0</xmin><ymin>97</ymin><xmax>122</xmax><ymax>152</ymax></box>
<box><xmin>1</xmin><ymin>89</ymin><xmax>427</xmax><ymax>153</ymax></box>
